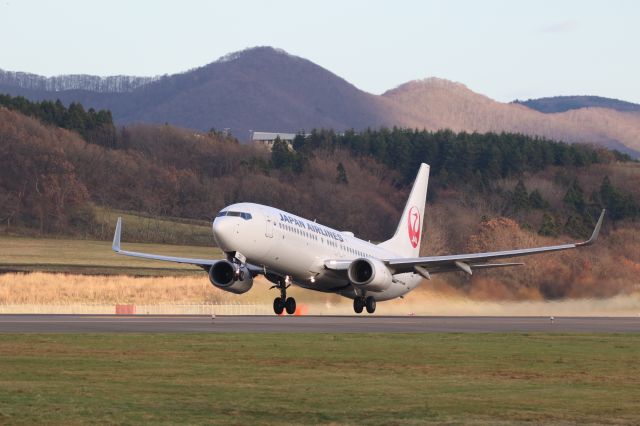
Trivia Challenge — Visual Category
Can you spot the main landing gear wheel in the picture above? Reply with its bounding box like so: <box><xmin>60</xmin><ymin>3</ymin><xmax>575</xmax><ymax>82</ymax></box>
<box><xmin>285</xmin><ymin>297</ymin><xmax>297</xmax><ymax>315</ymax></box>
<box><xmin>273</xmin><ymin>297</ymin><xmax>285</xmax><ymax>315</ymax></box>
<box><xmin>353</xmin><ymin>297</ymin><xmax>364</xmax><ymax>314</ymax></box>
<box><xmin>365</xmin><ymin>296</ymin><xmax>376</xmax><ymax>314</ymax></box>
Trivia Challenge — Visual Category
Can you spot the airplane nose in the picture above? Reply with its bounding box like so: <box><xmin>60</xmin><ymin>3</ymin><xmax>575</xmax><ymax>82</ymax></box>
<box><xmin>212</xmin><ymin>219</ymin><xmax>233</xmax><ymax>250</ymax></box>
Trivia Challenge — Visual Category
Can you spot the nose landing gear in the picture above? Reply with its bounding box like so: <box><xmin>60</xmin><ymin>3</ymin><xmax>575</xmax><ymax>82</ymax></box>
<box><xmin>271</xmin><ymin>277</ymin><xmax>296</xmax><ymax>315</ymax></box>
<box><xmin>284</xmin><ymin>297</ymin><xmax>296</xmax><ymax>315</ymax></box>
<box><xmin>273</xmin><ymin>297</ymin><xmax>285</xmax><ymax>315</ymax></box>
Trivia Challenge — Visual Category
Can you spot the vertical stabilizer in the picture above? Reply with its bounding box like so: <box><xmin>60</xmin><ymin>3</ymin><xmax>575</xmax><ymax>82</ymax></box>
<box><xmin>378</xmin><ymin>164</ymin><xmax>429</xmax><ymax>257</ymax></box>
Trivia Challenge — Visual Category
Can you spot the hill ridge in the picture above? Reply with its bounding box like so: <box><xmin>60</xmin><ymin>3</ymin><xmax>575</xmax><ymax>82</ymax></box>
<box><xmin>1</xmin><ymin>46</ymin><xmax>639</xmax><ymax>156</ymax></box>
<box><xmin>514</xmin><ymin>95</ymin><xmax>640</xmax><ymax>114</ymax></box>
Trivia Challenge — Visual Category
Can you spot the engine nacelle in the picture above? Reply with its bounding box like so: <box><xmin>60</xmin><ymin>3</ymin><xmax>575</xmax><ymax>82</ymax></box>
<box><xmin>208</xmin><ymin>260</ymin><xmax>253</xmax><ymax>294</ymax></box>
<box><xmin>347</xmin><ymin>258</ymin><xmax>392</xmax><ymax>292</ymax></box>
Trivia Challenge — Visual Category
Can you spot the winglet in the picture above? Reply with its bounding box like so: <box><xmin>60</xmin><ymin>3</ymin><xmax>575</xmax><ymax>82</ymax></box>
<box><xmin>577</xmin><ymin>209</ymin><xmax>605</xmax><ymax>247</ymax></box>
<box><xmin>112</xmin><ymin>217</ymin><xmax>122</xmax><ymax>252</ymax></box>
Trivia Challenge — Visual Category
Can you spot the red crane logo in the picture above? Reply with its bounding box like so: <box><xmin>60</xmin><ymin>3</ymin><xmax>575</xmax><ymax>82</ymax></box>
<box><xmin>407</xmin><ymin>206</ymin><xmax>421</xmax><ymax>248</ymax></box>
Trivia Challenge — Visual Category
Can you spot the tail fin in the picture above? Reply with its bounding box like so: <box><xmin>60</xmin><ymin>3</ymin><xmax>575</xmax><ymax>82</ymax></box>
<box><xmin>378</xmin><ymin>163</ymin><xmax>429</xmax><ymax>257</ymax></box>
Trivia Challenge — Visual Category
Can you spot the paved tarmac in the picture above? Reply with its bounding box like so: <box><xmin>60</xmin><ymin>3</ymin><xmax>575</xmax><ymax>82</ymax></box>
<box><xmin>0</xmin><ymin>314</ymin><xmax>638</xmax><ymax>332</ymax></box>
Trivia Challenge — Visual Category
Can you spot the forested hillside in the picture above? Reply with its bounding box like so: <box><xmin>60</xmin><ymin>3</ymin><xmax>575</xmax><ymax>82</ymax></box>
<box><xmin>1</xmin><ymin>104</ymin><xmax>638</xmax><ymax>300</ymax></box>
<box><xmin>0</xmin><ymin>94</ymin><xmax>117</xmax><ymax>147</ymax></box>
<box><xmin>0</xmin><ymin>69</ymin><xmax>158</xmax><ymax>93</ymax></box>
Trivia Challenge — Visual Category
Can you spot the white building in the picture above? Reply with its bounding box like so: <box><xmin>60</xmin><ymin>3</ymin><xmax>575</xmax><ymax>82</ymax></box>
<box><xmin>251</xmin><ymin>131</ymin><xmax>296</xmax><ymax>150</ymax></box>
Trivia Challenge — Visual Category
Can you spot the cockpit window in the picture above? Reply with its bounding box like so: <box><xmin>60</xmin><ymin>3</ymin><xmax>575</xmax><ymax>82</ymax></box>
<box><xmin>216</xmin><ymin>211</ymin><xmax>228</xmax><ymax>217</ymax></box>
<box><xmin>222</xmin><ymin>211</ymin><xmax>252</xmax><ymax>220</ymax></box>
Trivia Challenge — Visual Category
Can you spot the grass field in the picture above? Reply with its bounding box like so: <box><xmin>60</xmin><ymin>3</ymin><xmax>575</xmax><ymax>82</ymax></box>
<box><xmin>0</xmin><ymin>235</ymin><xmax>223</xmax><ymax>276</ymax></box>
<box><xmin>93</xmin><ymin>207</ymin><xmax>214</xmax><ymax>246</ymax></box>
<box><xmin>0</xmin><ymin>333</ymin><xmax>638</xmax><ymax>425</ymax></box>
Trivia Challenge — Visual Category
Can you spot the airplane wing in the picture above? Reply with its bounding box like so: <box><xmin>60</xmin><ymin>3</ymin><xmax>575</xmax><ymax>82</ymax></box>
<box><xmin>387</xmin><ymin>209</ymin><xmax>605</xmax><ymax>276</ymax></box>
<box><xmin>111</xmin><ymin>217</ymin><xmax>261</xmax><ymax>274</ymax></box>
<box><xmin>326</xmin><ymin>210</ymin><xmax>605</xmax><ymax>278</ymax></box>
<box><xmin>111</xmin><ymin>217</ymin><xmax>219</xmax><ymax>268</ymax></box>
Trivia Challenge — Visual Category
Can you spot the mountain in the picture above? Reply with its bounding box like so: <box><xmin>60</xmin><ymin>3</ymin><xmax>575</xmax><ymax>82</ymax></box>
<box><xmin>1</xmin><ymin>46</ymin><xmax>640</xmax><ymax>156</ymax></box>
<box><xmin>514</xmin><ymin>96</ymin><xmax>640</xmax><ymax>114</ymax></box>
<box><xmin>383</xmin><ymin>79</ymin><xmax>640</xmax><ymax>156</ymax></box>
<box><xmin>0</xmin><ymin>47</ymin><xmax>399</xmax><ymax>141</ymax></box>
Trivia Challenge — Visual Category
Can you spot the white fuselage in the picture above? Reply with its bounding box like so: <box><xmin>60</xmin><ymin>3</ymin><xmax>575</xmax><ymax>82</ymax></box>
<box><xmin>212</xmin><ymin>202</ymin><xmax>422</xmax><ymax>301</ymax></box>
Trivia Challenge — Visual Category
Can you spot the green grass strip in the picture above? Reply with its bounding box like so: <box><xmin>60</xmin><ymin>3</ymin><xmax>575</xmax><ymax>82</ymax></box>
<box><xmin>0</xmin><ymin>333</ymin><xmax>638</xmax><ymax>424</ymax></box>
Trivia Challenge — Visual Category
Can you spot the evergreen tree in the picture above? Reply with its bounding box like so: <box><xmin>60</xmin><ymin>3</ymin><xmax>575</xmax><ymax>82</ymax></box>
<box><xmin>271</xmin><ymin>137</ymin><xmax>306</xmax><ymax>173</ymax></box>
<box><xmin>511</xmin><ymin>179</ymin><xmax>529</xmax><ymax>212</ymax></box>
<box><xmin>66</xmin><ymin>102</ymin><xmax>87</xmax><ymax>134</ymax></box>
<box><xmin>599</xmin><ymin>175</ymin><xmax>638</xmax><ymax>220</ymax></box>
<box><xmin>563</xmin><ymin>179</ymin><xmax>586</xmax><ymax>213</ymax></box>
<box><xmin>562</xmin><ymin>180</ymin><xmax>593</xmax><ymax>237</ymax></box>
<box><xmin>529</xmin><ymin>189</ymin><xmax>548</xmax><ymax>209</ymax></box>
<box><xmin>336</xmin><ymin>162</ymin><xmax>348</xmax><ymax>184</ymax></box>
<box><xmin>538</xmin><ymin>213</ymin><xmax>558</xmax><ymax>236</ymax></box>
<box><xmin>292</xmin><ymin>132</ymin><xmax>307</xmax><ymax>152</ymax></box>
<box><xmin>564</xmin><ymin>214</ymin><xmax>590</xmax><ymax>238</ymax></box>
<box><xmin>271</xmin><ymin>137</ymin><xmax>292</xmax><ymax>170</ymax></box>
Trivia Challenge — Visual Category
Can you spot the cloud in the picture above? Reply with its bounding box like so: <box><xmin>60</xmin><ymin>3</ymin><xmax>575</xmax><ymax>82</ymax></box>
<box><xmin>539</xmin><ymin>19</ymin><xmax>580</xmax><ymax>34</ymax></box>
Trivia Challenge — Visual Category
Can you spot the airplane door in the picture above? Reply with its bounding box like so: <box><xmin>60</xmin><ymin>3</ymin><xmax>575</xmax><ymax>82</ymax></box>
<box><xmin>265</xmin><ymin>215</ymin><xmax>275</xmax><ymax>238</ymax></box>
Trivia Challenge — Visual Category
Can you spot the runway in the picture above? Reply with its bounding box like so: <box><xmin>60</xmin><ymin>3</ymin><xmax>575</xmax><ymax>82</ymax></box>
<box><xmin>0</xmin><ymin>314</ymin><xmax>638</xmax><ymax>332</ymax></box>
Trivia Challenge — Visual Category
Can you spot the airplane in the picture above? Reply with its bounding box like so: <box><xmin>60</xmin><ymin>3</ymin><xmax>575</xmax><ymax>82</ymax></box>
<box><xmin>112</xmin><ymin>163</ymin><xmax>605</xmax><ymax>315</ymax></box>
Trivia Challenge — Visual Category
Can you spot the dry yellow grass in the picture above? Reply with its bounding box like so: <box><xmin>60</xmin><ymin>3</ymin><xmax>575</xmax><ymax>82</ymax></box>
<box><xmin>1</xmin><ymin>272</ymin><xmax>638</xmax><ymax>317</ymax></box>
<box><xmin>0</xmin><ymin>272</ymin><xmax>331</xmax><ymax>305</ymax></box>
<box><xmin>0</xmin><ymin>272</ymin><xmax>216</xmax><ymax>305</ymax></box>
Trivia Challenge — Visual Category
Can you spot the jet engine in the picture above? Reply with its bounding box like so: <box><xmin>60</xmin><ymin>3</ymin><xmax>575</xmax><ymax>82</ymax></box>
<box><xmin>208</xmin><ymin>260</ymin><xmax>253</xmax><ymax>294</ymax></box>
<box><xmin>347</xmin><ymin>258</ymin><xmax>392</xmax><ymax>292</ymax></box>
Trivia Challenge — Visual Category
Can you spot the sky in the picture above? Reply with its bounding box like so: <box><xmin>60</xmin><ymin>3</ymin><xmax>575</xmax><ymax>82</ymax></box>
<box><xmin>1</xmin><ymin>0</ymin><xmax>638</xmax><ymax>103</ymax></box>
